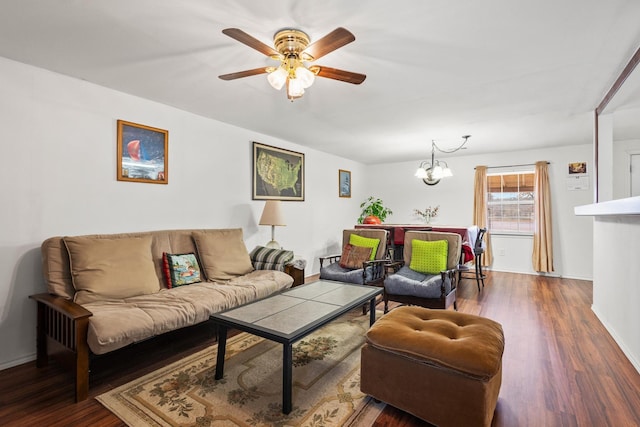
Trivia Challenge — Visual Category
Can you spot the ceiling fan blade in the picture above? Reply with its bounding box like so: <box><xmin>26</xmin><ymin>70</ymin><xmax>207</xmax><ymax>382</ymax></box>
<box><xmin>310</xmin><ymin>66</ymin><xmax>366</xmax><ymax>84</ymax></box>
<box><xmin>301</xmin><ymin>27</ymin><xmax>355</xmax><ymax>61</ymax></box>
<box><xmin>218</xmin><ymin>67</ymin><xmax>271</xmax><ymax>80</ymax></box>
<box><xmin>222</xmin><ymin>28</ymin><xmax>281</xmax><ymax>58</ymax></box>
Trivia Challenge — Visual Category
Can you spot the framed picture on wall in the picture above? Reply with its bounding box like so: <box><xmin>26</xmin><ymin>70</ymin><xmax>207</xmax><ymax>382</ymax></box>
<box><xmin>568</xmin><ymin>161</ymin><xmax>587</xmax><ymax>175</ymax></box>
<box><xmin>253</xmin><ymin>141</ymin><xmax>304</xmax><ymax>201</ymax></box>
<box><xmin>339</xmin><ymin>169</ymin><xmax>351</xmax><ymax>198</ymax></box>
<box><xmin>117</xmin><ymin>120</ymin><xmax>168</xmax><ymax>184</ymax></box>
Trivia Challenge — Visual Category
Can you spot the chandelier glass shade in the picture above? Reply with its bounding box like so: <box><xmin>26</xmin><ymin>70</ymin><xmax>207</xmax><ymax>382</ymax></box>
<box><xmin>415</xmin><ymin>136</ymin><xmax>470</xmax><ymax>185</ymax></box>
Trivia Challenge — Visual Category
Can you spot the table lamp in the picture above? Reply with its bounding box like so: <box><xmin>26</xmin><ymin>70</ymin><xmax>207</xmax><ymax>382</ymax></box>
<box><xmin>259</xmin><ymin>200</ymin><xmax>286</xmax><ymax>249</ymax></box>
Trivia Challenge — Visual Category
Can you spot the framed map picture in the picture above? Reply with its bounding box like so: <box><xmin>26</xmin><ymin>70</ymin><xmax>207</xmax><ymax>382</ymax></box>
<box><xmin>339</xmin><ymin>169</ymin><xmax>351</xmax><ymax>198</ymax></box>
<box><xmin>117</xmin><ymin>120</ymin><xmax>168</xmax><ymax>184</ymax></box>
<box><xmin>252</xmin><ymin>142</ymin><xmax>305</xmax><ymax>201</ymax></box>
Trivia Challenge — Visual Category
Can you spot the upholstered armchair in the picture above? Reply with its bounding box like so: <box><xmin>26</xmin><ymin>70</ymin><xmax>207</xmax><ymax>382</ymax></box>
<box><xmin>383</xmin><ymin>230</ymin><xmax>462</xmax><ymax>312</ymax></box>
<box><xmin>319</xmin><ymin>229</ymin><xmax>389</xmax><ymax>287</ymax></box>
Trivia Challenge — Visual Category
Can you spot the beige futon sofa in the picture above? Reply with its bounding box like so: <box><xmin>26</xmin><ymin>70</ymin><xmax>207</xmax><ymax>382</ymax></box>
<box><xmin>30</xmin><ymin>228</ymin><xmax>295</xmax><ymax>402</ymax></box>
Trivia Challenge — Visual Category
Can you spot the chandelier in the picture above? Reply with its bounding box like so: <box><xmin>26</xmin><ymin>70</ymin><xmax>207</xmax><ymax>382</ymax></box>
<box><xmin>415</xmin><ymin>135</ymin><xmax>471</xmax><ymax>185</ymax></box>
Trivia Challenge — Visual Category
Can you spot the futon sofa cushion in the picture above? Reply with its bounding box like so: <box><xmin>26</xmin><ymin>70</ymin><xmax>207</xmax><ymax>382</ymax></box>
<box><xmin>192</xmin><ymin>229</ymin><xmax>254</xmax><ymax>281</ymax></box>
<box><xmin>64</xmin><ymin>235</ymin><xmax>160</xmax><ymax>304</ymax></box>
<box><xmin>40</xmin><ymin>229</ymin><xmax>295</xmax><ymax>355</ymax></box>
<box><xmin>84</xmin><ymin>269</ymin><xmax>291</xmax><ymax>354</ymax></box>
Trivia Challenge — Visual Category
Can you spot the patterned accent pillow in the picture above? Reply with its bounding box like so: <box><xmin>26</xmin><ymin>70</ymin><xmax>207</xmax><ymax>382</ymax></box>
<box><xmin>348</xmin><ymin>234</ymin><xmax>380</xmax><ymax>260</ymax></box>
<box><xmin>249</xmin><ymin>246</ymin><xmax>294</xmax><ymax>271</ymax></box>
<box><xmin>162</xmin><ymin>253</ymin><xmax>202</xmax><ymax>288</ymax></box>
<box><xmin>339</xmin><ymin>244</ymin><xmax>372</xmax><ymax>269</ymax></box>
<box><xmin>409</xmin><ymin>239</ymin><xmax>448</xmax><ymax>275</ymax></box>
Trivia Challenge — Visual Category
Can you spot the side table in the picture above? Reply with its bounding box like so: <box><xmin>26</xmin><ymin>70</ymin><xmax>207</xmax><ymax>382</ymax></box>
<box><xmin>285</xmin><ymin>258</ymin><xmax>306</xmax><ymax>287</ymax></box>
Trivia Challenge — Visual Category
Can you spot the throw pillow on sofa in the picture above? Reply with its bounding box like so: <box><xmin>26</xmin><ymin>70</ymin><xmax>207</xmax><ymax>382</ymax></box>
<box><xmin>162</xmin><ymin>252</ymin><xmax>202</xmax><ymax>288</ymax></box>
<box><xmin>192</xmin><ymin>228</ymin><xmax>254</xmax><ymax>281</ymax></box>
<box><xmin>63</xmin><ymin>235</ymin><xmax>160</xmax><ymax>304</ymax></box>
<box><xmin>250</xmin><ymin>245</ymin><xmax>294</xmax><ymax>271</ymax></box>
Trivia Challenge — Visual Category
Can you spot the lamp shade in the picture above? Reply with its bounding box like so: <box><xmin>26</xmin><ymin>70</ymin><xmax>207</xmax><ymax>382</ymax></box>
<box><xmin>259</xmin><ymin>200</ymin><xmax>286</xmax><ymax>226</ymax></box>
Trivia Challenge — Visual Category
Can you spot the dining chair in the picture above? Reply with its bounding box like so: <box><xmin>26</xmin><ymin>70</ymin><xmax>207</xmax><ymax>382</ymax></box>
<box><xmin>460</xmin><ymin>227</ymin><xmax>487</xmax><ymax>291</ymax></box>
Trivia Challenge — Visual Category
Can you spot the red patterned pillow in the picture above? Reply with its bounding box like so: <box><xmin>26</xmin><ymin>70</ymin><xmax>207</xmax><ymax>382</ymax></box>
<box><xmin>339</xmin><ymin>244</ymin><xmax>373</xmax><ymax>269</ymax></box>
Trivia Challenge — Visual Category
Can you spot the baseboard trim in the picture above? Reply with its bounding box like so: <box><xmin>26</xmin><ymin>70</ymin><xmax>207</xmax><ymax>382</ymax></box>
<box><xmin>485</xmin><ymin>268</ymin><xmax>591</xmax><ymax>281</ymax></box>
<box><xmin>0</xmin><ymin>353</ymin><xmax>36</xmax><ymax>371</ymax></box>
<box><xmin>591</xmin><ymin>305</ymin><xmax>640</xmax><ymax>375</ymax></box>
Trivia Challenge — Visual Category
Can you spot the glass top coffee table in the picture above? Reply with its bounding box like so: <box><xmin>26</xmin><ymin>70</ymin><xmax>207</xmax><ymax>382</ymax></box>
<box><xmin>210</xmin><ymin>280</ymin><xmax>382</xmax><ymax>414</ymax></box>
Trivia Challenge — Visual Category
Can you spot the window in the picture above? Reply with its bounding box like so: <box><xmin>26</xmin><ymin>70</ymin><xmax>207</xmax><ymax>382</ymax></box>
<box><xmin>487</xmin><ymin>172</ymin><xmax>534</xmax><ymax>233</ymax></box>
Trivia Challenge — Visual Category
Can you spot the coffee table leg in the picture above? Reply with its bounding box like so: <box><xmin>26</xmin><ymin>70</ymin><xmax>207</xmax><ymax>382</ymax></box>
<box><xmin>283</xmin><ymin>342</ymin><xmax>293</xmax><ymax>414</ymax></box>
<box><xmin>215</xmin><ymin>325</ymin><xmax>228</xmax><ymax>380</ymax></box>
<box><xmin>369</xmin><ymin>298</ymin><xmax>376</xmax><ymax>325</ymax></box>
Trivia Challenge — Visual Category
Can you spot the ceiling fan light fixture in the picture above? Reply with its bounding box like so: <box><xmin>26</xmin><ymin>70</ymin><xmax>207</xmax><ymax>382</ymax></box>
<box><xmin>267</xmin><ymin>67</ymin><xmax>287</xmax><ymax>90</ymax></box>
<box><xmin>287</xmin><ymin>78</ymin><xmax>305</xmax><ymax>100</ymax></box>
<box><xmin>219</xmin><ymin>27</ymin><xmax>365</xmax><ymax>101</ymax></box>
<box><xmin>295</xmin><ymin>66</ymin><xmax>315</xmax><ymax>88</ymax></box>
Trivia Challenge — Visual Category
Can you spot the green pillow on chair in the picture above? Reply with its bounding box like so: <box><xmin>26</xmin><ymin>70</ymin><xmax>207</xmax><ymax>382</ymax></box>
<box><xmin>409</xmin><ymin>239</ymin><xmax>448</xmax><ymax>274</ymax></box>
<box><xmin>349</xmin><ymin>234</ymin><xmax>380</xmax><ymax>260</ymax></box>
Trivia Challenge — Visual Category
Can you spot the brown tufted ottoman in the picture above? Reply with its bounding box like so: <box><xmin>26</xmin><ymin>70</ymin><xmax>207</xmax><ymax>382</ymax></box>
<box><xmin>360</xmin><ymin>306</ymin><xmax>504</xmax><ymax>427</ymax></box>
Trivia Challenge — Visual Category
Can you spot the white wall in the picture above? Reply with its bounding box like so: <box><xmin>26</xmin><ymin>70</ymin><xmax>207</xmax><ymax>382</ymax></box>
<box><xmin>366</xmin><ymin>145</ymin><xmax>594</xmax><ymax>279</ymax></box>
<box><xmin>591</xmin><ymin>215</ymin><xmax>640</xmax><ymax>372</ymax></box>
<box><xmin>0</xmin><ymin>57</ymin><xmax>365</xmax><ymax>369</ymax></box>
<box><xmin>0</xmin><ymin>55</ymin><xmax>596</xmax><ymax>370</ymax></box>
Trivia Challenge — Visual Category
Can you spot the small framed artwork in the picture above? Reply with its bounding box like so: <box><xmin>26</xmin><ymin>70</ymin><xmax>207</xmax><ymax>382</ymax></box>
<box><xmin>339</xmin><ymin>169</ymin><xmax>351</xmax><ymax>198</ymax></box>
<box><xmin>117</xmin><ymin>120</ymin><xmax>168</xmax><ymax>184</ymax></box>
<box><xmin>253</xmin><ymin>141</ymin><xmax>304</xmax><ymax>201</ymax></box>
<box><xmin>568</xmin><ymin>161</ymin><xmax>587</xmax><ymax>175</ymax></box>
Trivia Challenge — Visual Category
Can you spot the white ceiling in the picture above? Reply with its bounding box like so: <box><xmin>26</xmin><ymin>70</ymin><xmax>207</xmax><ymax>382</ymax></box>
<box><xmin>1</xmin><ymin>0</ymin><xmax>639</xmax><ymax>164</ymax></box>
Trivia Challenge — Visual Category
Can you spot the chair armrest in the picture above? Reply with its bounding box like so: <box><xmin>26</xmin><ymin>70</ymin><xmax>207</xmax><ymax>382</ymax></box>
<box><xmin>385</xmin><ymin>261</ymin><xmax>404</xmax><ymax>274</ymax></box>
<box><xmin>363</xmin><ymin>259</ymin><xmax>389</xmax><ymax>285</ymax></box>
<box><xmin>319</xmin><ymin>254</ymin><xmax>341</xmax><ymax>268</ymax></box>
<box><xmin>439</xmin><ymin>268</ymin><xmax>458</xmax><ymax>295</ymax></box>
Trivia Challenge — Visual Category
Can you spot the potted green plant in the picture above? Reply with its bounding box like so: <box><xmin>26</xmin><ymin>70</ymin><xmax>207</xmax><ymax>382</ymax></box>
<box><xmin>358</xmin><ymin>196</ymin><xmax>393</xmax><ymax>224</ymax></box>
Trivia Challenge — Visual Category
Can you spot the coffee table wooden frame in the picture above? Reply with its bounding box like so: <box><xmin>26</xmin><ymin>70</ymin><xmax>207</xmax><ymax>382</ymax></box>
<box><xmin>210</xmin><ymin>280</ymin><xmax>382</xmax><ymax>414</ymax></box>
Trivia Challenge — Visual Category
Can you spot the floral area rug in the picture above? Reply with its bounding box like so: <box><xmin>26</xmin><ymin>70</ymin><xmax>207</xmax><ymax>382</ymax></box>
<box><xmin>96</xmin><ymin>309</ymin><xmax>385</xmax><ymax>427</ymax></box>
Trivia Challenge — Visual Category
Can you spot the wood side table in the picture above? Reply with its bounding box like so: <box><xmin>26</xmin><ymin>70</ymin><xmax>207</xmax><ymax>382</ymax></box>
<box><xmin>284</xmin><ymin>264</ymin><xmax>305</xmax><ymax>287</ymax></box>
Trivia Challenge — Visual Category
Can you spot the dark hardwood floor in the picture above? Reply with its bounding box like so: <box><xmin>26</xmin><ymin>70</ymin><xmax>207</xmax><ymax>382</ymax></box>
<box><xmin>1</xmin><ymin>272</ymin><xmax>639</xmax><ymax>426</ymax></box>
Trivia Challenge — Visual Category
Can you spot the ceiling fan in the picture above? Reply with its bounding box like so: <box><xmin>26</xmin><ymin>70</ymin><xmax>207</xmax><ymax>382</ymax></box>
<box><xmin>218</xmin><ymin>27</ymin><xmax>366</xmax><ymax>101</ymax></box>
